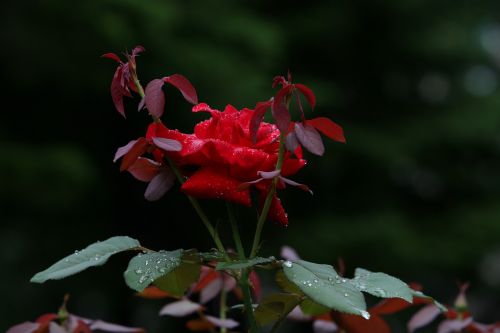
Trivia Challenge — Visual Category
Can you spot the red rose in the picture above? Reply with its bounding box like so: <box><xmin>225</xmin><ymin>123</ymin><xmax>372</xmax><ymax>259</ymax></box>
<box><xmin>145</xmin><ymin>103</ymin><xmax>306</xmax><ymax>226</ymax></box>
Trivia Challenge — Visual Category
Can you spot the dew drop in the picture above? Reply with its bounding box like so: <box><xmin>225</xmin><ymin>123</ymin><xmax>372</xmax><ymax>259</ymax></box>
<box><xmin>360</xmin><ymin>310</ymin><xmax>371</xmax><ymax>320</ymax></box>
<box><xmin>135</xmin><ymin>269</ymin><xmax>143</xmax><ymax>274</ymax></box>
<box><xmin>283</xmin><ymin>261</ymin><xmax>293</xmax><ymax>268</ymax></box>
<box><xmin>74</xmin><ymin>250</ymin><xmax>80</xmax><ymax>255</ymax></box>
<box><xmin>138</xmin><ymin>275</ymin><xmax>149</xmax><ymax>284</ymax></box>
<box><xmin>341</xmin><ymin>279</ymin><xmax>346</xmax><ymax>283</ymax></box>
<box><xmin>344</xmin><ymin>293</ymin><xmax>349</xmax><ymax>297</ymax></box>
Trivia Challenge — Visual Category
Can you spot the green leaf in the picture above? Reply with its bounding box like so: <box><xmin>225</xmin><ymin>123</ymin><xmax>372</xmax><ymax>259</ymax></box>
<box><xmin>351</xmin><ymin>268</ymin><xmax>413</xmax><ymax>302</ymax></box>
<box><xmin>154</xmin><ymin>250</ymin><xmax>201</xmax><ymax>297</ymax></box>
<box><xmin>282</xmin><ymin>260</ymin><xmax>368</xmax><ymax>317</ymax></box>
<box><xmin>216</xmin><ymin>256</ymin><xmax>275</xmax><ymax>270</ymax></box>
<box><xmin>31</xmin><ymin>236</ymin><xmax>141</xmax><ymax>283</ymax></box>
<box><xmin>276</xmin><ymin>270</ymin><xmax>302</xmax><ymax>295</ymax></box>
<box><xmin>254</xmin><ymin>293</ymin><xmax>302</xmax><ymax>326</ymax></box>
<box><xmin>300</xmin><ymin>299</ymin><xmax>330</xmax><ymax>316</ymax></box>
<box><xmin>124</xmin><ymin>249</ymin><xmax>183</xmax><ymax>292</ymax></box>
<box><xmin>411</xmin><ymin>290</ymin><xmax>447</xmax><ymax>312</ymax></box>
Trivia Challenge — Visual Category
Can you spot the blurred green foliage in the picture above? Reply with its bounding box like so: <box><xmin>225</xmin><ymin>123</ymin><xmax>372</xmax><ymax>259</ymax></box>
<box><xmin>1</xmin><ymin>0</ymin><xmax>499</xmax><ymax>332</ymax></box>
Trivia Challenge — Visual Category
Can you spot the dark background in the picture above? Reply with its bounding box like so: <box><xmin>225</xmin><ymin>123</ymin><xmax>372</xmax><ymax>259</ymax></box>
<box><xmin>1</xmin><ymin>0</ymin><xmax>499</xmax><ymax>332</ymax></box>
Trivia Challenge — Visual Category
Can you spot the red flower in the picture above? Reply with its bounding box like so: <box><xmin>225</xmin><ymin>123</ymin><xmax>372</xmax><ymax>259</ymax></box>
<box><xmin>145</xmin><ymin>103</ymin><xmax>307</xmax><ymax>226</ymax></box>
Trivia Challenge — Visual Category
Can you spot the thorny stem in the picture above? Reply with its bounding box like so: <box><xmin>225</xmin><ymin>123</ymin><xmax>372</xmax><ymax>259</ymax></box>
<box><xmin>133</xmin><ymin>78</ymin><xmax>226</xmax><ymax>254</ymax></box>
<box><xmin>249</xmin><ymin>132</ymin><xmax>286</xmax><ymax>258</ymax></box>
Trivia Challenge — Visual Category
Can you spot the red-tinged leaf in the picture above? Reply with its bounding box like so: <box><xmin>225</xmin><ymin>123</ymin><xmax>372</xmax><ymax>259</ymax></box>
<box><xmin>159</xmin><ymin>299</ymin><xmax>203</xmax><ymax>317</ymax></box>
<box><xmin>113</xmin><ymin>140</ymin><xmax>138</xmax><ymax>162</ymax></box>
<box><xmin>120</xmin><ymin>137</ymin><xmax>148</xmax><ymax>171</ymax></box>
<box><xmin>88</xmin><ymin>321</ymin><xmax>143</xmax><ymax>333</ymax></box>
<box><xmin>308</xmin><ymin>117</ymin><xmax>346</xmax><ymax>143</ymax></box>
<box><xmin>152</xmin><ymin>137</ymin><xmax>182</xmax><ymax>152</ymax></box>
<box><xmin>288</xmin><ymin>306</ymin><xmax>312</xmax><ymax>321</ymax></box>
<box><xmin>102</xmin><ymin>53</ymin><xmax>122</xmax><ymax>63</ymax></box>
<box><xmin>371</xmin><ymin>298</ymin><xmax>412</xmax><ymax>315</ymax></box>
<box><xmin>49</xmin><ymin>322</ymin><xmax>66</xmax><ymax>333</ymax></box>
<box><xmin>272</xmin><ymin>103</ymin><xmax>292</xmax><ymax>134</ymax></box>
<box><xmin>164</xmin><ymin>74</ymin><xmax>198</xmax><ymax>105</ymax></box>
<box><xmin>111</xmin><ymin>68</ymin><xmax>125</xmax><ymax>117</ymax></box>
<box><xmin>72</xmin><ymin>320</ymin><xmax>92</xmax><ymax>333</ymax></box>
<box><xmin>131</xmin><ymin>45</ymin><xmax>145</xmax><ymax>56</ymax></box>
<box><xmin>250</xmin><ymin>101</ymin><xmax>272</xmax><ymax>144</ymax></box>
<box><xmin>280</xmin><ymin>176</ymin><xmax>313</xmax><ymax>194</ymax></box>
<box><xmin>249</xmin><ymin>271</ymin><xmax>262</xmax><ymax>300</ymax></box>
<box><xmin>294</xmin><ymin>122</ymin><xmax>325</xmax><ymax>156</ymax></box>
<box><xmin>35</xmin><ymin>314</ymin><xmax>58</xmax><ymax>325</ymax></box>
<box><xmin>281</xmin><ymin>246</ymin><xmax>300</xmax><ymax>261</ymax></box>
<box><xmin>193</xmin><ymin>269</ymin><xmax>219</xmax><ymax>292</ymax></box>
<box><xmin>205</xmin><ymin>316</ymin><xmax>239</xmax><ymax>329</ymax></box>
<box><xmin>7</xmin><ymin>322</ymin><xmax>40</xmax><ymax>333</ymax></box>
<box><xmin>145</xmin><ymin>79</ymin><xmax>165</xmax><ymax>118</ymax></box>
<box><xmin>333</xmin><ymin>313</ymin><xmax>390</xmax><ymax>333</ymax></box>
<box><xmin>313</xmin><ymin>319</ymin><xmax>338</xmax><ymax>333</ymax></box>
<box><xmin>272</xmin><ymin>76</ymin><xmax>287</xmax><ymax>88</ymax></box>
<box><xmin>144</xmin><ymin>169</ymin><xmax>176</xmax><ymax>201</ymax></box>
<box><xmin>136</xmin><ymin>286</ymin><xmax>171</xmax><ymax>299</ymax></box>
<box><xmin>285</xmin><ymin>131</ymin><xmax>300</xmax><ymax>153</ymax></box>
<box><xmin>186</xmin><ymin>319</ymin><xmax>215</xmax><ymax>331</ymax></box>
<box><xmin>258</xmin><ymin>170</ymin><xmax>281</xmax><ymax>179</ymax></box>
<box><xmin>200</xmin><ymin>277</ymin><xmax>223</xmax><ymax>304</ymax></box>
<box><xmin>294</xmin><ymin>84</ymin><xmax>316</xmax><ymax>109</ymax></box>
<box><xmin>128</xmin><ymin>158</ymin><xmax>161</xmax><ymax>182</ymax></box>
<box><xmin>437</xmin><ymin>318</ymin><xmax>473</xmax><ymax>333</ymax></box>
<box><xmin>408</xmin><ymin>304</ymin><xmax>442</xmax><ymax>333</ymax></box>
<box><xmin>137</xmin><ymin>98</ymin><xmax>145</xmax><ymax>111</ymax></box>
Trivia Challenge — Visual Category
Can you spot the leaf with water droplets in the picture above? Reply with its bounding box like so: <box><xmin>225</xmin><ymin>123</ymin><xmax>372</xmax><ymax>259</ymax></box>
<box><xmin>154</xmin><ymin>250</ymin><xmax>200</xmax><ymax>297</ymax></box>
<box><xmin>254</xmin><ymin>293</ymin><xmax>302</xmax><ymax>326</ymax></box>
<box><xmin>215</xmin><ymin>257</ymin><xmax>276</xmax><ymax>271</ymax></box>
<box><xmin>31</xmin><ymin>236</ymin><xmax>141</xmax><ymax>283</ymax></box>
<box><xmin>352</xmin><ymin>268</ymin><xmax>413</xmax><ymax>302</ymax></box>
<box><xmin>124</xmin><ymin>249</ymin><xmax>183</xmax><ymax>292</ymax></box>
<box><xmin>282</xmin><ymin>260</ymin><xmax>367</xmax><ymax>317</ymax></box>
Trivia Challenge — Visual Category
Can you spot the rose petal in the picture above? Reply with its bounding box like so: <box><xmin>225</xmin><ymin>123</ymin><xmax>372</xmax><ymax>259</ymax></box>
<box><xmin>159</xmin><ymin>299</ymin><xmax>202</xmax><ymax>317</ymax></box>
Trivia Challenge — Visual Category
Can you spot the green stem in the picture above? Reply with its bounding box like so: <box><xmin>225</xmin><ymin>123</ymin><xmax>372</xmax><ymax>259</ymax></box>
<box><xmin>240</xmin><ymin>270</ymin><xmax>259</xmax><ymax>333</ymax></box>
<box><xmin>226</xmin><ymin>202</ymin><xmax>246</xmax><ymax>260</ymax></box>
<box><xmin>166</xmin><ymin>157</ymin><xmax>226</xmax><ymax>253</ymax></box>
<box><xmin>249</xmin><ymin>133</ymin><xmax>286</xmax><ymax>258</ymax></box>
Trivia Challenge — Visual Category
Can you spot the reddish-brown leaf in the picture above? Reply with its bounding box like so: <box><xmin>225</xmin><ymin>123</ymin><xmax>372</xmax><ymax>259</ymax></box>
<box><xmin>111</xmin><ymin>67</ymin><xmax>125</xmax><ymax>117</ymax></box>
<box><xmin>250</xmin><ymin>101</ymin><xmax>272</xmax><ymax>144</ymax></box>
<box><xmin>294</xmin><ymin>84</ymin><xmax>316</xmax><ymax>109</ymax></box>
<box><xmin>101</xmin><ymin>53</ymin><xmax>122</xmax><ymax>63</ymax></box>
<box><xmin>120</xmin><ymin>137</ymin><xmax>148</xmax><ymax>171</ymax></box>
<box><xmin>186</xmin><ymin>319</ymin><xmax>215</xmax><ymax>332</ymax></box>
<box><xmin>163</xmin><ymin>74</ymin><xmax>198</xmax><ymax>105</ymax></box>
<box><xmin>136</xmin><ymin>286</ymin><xmax>171</xmax><ymax>299</ymax></box>
<box><xmin>127</xmin><ymin>158</ymin><xmax>160</xmax><ymax>182</ymax></box>
<box><xmin>333</xmin><ymin>313</ymin><xmax>391</xmax><ymax>333</ymax></box>
<box><xmin>294</xmin><ymin>122</ymin><xmax>325</xmax><ymax>156</ymax></box>
<box><xmin>308</xmin><ymin>117</ymin><xmax>346</xmax><ymax>143</ymax></box>
<box><xmin>144</xmin><ymin>169</ymin><xmax>176</xmax><ymax>201</ymax></box>
<box><xmin>145</xmin><ymin>79</ymin><xmax>165</xmax><ymax>118</ymax></box>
